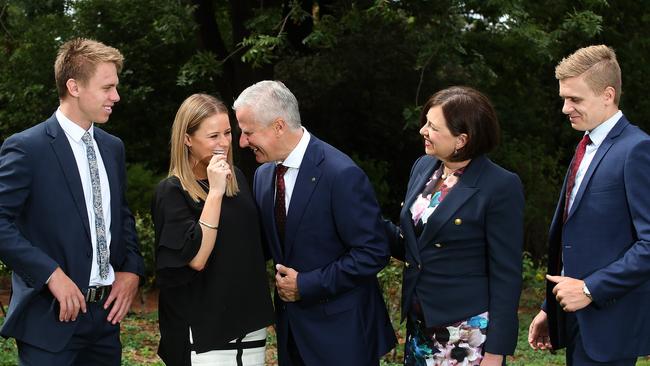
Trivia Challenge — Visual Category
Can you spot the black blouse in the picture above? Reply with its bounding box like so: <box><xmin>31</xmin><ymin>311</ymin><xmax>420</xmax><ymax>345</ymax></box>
<box><xmin>152</xmin><ymin>168</ymin><xmax>274</xmax><ymax>366</ymax></box>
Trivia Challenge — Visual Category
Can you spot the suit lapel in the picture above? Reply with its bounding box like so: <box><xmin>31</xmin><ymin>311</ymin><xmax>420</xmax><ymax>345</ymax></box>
<box><xmin>567</xmin><ymin>117</ymin><xmax>628</xmax><ymax>221</ymax></box>
<box><xmin>400</xmin><ymin>158</ymin><xmax>440</xmax><ymax>263</ymax></box>
<box><xmin>259</xmin><ymin>164</ymin><xmax>283</xmax><ymax>262</ymax></box>
<box><xmin>415</xmin><ymin>156</ymin><xmax>484</xmax><ymax>249</ymax></box>
<box><xmin>284</xmin><ymin>138</ymin><xmax>323</xmax><ymax>259</ymax></box>
<box><xmin>46</xmin><ymin>116</ymin><xmax>91</xmax><ymax>241</ymax></box>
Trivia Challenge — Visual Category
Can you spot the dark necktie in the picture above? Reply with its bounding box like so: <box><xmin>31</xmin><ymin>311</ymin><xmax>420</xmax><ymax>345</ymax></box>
<box><xmin>275</xmin><ymin>164</ymin><xmax>289</xmax><ymax>242</ymax></box>
<box><xmin>564</xmin><ymin>134</ymin><xmax>592</xmax><ymax>222</ymax></box>
<box><xmin>81</xmin><ymin>132</ymin><xmax>109</xmax><ymax>279</ymax></box>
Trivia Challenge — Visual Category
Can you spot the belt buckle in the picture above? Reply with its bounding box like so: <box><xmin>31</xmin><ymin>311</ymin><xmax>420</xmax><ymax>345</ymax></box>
<box><xmin>86</xmin><ymin>286</ymin><xmax>108</xmax><ymax>303</ymax></box>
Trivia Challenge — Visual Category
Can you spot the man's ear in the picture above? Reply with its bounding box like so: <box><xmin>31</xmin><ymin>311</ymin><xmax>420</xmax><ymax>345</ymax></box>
<box><xmin>66</xmin><ymin>79</ymin><xmax>80</xmax><ymax>97</ymax></box>
<box><xmin>603</xmin><ymin>86</ymin><xmax>616</xmax><ymax>105</ymax></box>
<box><xmin>273</xmin><ymin>118</ymin><xmax>286</xmax><ymax>135</ymax></box>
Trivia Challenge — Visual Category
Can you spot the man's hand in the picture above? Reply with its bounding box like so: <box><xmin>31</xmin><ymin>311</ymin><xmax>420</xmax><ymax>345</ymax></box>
<box><xmin>104</xmin><ymin>272</ymin><xmax>139</xmax><ymax>324</ymax></box>
<box><xmin>528</xmin><ymin>310</ymin><xmax>552</xmax><ymax>350</ymax></box>
<box><xmin>547</xmin><ymin>274</ymin><xmax>592</xmax><ymax>312</ymax></box>
<box><xmin>275</xmin><ymin>264</ymin><xmax>301</xmax><ymax>302</ymax></box>
<box><xmin>47</xmin><ymin>267</ymin><xmax>86</xmax><ymax>322</ymax></box>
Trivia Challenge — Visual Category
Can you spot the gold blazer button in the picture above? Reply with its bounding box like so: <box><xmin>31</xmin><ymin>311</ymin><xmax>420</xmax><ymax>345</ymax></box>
<box><xmin>454</xmin><ymin>218</ymin><xmax>462</xmax><ymax>225</ymax></box>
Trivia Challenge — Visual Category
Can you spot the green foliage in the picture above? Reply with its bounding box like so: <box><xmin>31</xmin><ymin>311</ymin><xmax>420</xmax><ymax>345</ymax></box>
<box><xmin>177</xmin><ymin>51</ymin><xmax>223</xmax><ymax>87</ymax></box>
<box><xmin>351</xmin><ymin>153</ymin><xmax>393</xmax><ymax>210</ymax></box>
<box><xmin>135</xmin><ymin>213</ymin><xmax>156</xmax><ymax>289</ymax></box>
<box><xmin>2</xmin><ymin>0</ymin><xmax>650</xmax><ymax>268</ymax></box>
<box><xmin>126</xmin><ymin>163</ymin><xmax>163</xmax><ymax>216</ymax></box>
<box><xmin>240</xmin><ymin>33</ymin><xmax>287</xmax><ymax>68</ymax></box>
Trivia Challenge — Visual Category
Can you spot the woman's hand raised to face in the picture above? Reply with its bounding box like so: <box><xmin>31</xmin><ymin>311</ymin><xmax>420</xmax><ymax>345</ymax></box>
<box><xmin>206</xmin><ymin>153</ymin><xmax>231</xmax><ymax>196</ymax></box>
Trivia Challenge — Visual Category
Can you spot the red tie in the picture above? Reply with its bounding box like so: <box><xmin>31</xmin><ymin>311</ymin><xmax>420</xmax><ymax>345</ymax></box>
<box><xmin>275</xmin><ymin>164</ymin><xmax>289</xmax><ymax>242</ymax></box>
<box><xmin>564</xmin><ymin>134</ymin><xmax>592</xmax><ymax>221</ymax></box>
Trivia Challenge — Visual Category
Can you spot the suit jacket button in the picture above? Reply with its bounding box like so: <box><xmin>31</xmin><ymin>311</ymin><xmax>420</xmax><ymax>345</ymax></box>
<box><xmin>400</xmin><ymin>201</ymin><xmax>404</xmax><ymax>207</ymax></box>
<box><xmin>454</xmin><ymin>218</ymin><xmax>462</xmax><ymax>225</ymax></box>
<box><xmin>417</xmin><ymin>264</ymin><xmax>422</xmax><ymax>270</ymax></box>
<box><xmin>405</xmin><ymin>261</ymin><xmax>410</xmax><ymax>268</ymax></box>
<box><xmin>434</xmin><ymin>243</ymin><xmax>442</xmax><ymax>248</ymax></box>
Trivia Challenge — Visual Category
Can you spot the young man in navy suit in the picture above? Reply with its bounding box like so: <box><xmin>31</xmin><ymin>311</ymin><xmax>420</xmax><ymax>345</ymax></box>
<box><xmin>528</xmin><ymin>45</ymin><xmax>650</xmax><ymax>365</ymax></box>
<box><xmin>234</xmin><ymin>80</ymin><xmax>396</xmax><ymax>365</ymax></box>
<box><xmin>0</xmin><ymin>38</ymin><xmax>143</xmax><ymax>365</ymax></box>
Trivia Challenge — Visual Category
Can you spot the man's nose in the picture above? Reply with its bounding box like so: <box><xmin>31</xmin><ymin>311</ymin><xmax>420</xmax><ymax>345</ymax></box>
<box><xmin>239</xmin><ymin>134</ymin><xmax>248</xmax><ymax>148</ymax></box>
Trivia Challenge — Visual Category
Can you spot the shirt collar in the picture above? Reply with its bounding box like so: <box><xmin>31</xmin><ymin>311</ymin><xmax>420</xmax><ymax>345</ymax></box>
<box><xmin>279</xmin><ymin>127</ymin><xmax>310</xmax><ymax>169</ymax></box>
<box><xmin>586</xmin><ymin>110</ymin><xmax>622</xmax><ymax>147</ymax></box>
<box><xmin>56</xmin><ymin>108</ymin><xmax>94</xmax><ymax>143</ymax></box>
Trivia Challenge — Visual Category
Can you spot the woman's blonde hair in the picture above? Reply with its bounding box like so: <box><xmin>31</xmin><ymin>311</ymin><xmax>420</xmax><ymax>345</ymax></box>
<box><xmin>169</xmin><ymin>94</ymin><xmax>239</xmax><ymax>201</ymax></box>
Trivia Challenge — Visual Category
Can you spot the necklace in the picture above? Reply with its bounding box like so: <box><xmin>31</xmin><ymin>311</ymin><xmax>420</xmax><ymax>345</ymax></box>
<box><xmin>197</xmin><ymin>179</ymin><xmax>209</xmax><ymax>191</ymax></box>
<box><xmin>440</xmin><ymin>163</ymin><xmax>468</xmax><ymax>179</ymax></box>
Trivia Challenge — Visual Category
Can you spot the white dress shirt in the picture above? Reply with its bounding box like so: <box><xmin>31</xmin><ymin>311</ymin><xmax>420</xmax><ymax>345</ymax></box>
<box><xmin>276</xmin><ymin>127</ymin><xmax>311</xmax><ymax>213</ymax></box>
<box><xmin>56</xmin><ymin>108</ymin><xmax>114</xmax><ymax>286</ymax></box>
<box><xmin>566</xmin><ymin>110</ymin><xmax>622</xmax><ymax>213</ymax></box>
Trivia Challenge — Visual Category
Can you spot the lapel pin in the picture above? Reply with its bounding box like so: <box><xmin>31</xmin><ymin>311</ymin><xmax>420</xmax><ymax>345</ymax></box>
<box><xmin>311</xmin><ymin>177</ymin><xmax>316</xmax><ymax>182</ymax></box>
<box><xmin>454</xmin><ymin>218</ymin><xmax>462</xmax><ymax>225</ymax></box>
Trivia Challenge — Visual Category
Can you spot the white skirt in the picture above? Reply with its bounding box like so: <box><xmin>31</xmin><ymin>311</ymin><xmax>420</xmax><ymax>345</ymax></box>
<box><xmin>190</xmin><ymin>327</ymin><xmax>267</xmax><ymax>366</ymax></box>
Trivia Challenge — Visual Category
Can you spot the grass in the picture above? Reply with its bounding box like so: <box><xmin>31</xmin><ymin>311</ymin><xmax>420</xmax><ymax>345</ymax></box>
<box><xmin>2</xmin><ymin>265</ymin><xmax>650</xmax><ymax>365</ymax></box>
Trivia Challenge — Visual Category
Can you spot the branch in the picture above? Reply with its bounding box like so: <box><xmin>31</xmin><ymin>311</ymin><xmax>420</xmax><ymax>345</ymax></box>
<box><xmin>0</xmin><ymin>4</ymin><xmax>14</xmax><ymax>42</ymax></box>
<box><xmin>415</xmin><ymin>53</ymin><xmax>434</xmax><ymax>106</ymax></box>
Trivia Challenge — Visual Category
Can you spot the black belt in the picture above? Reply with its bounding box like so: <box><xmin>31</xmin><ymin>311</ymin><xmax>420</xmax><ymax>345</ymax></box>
<box><xmin>191</xmin><ymin>337</ymin><xmax>266</xmax><ymax>366</ymax></box>
<box><xmin>190</xmin><ymin>338</ymin><xmax>266</xmax><ymax>352</ymax></box>
<box><xmin>84</xmin><ymin>285</ymin><xmax>112</xmax><ymax>303</ymax></box>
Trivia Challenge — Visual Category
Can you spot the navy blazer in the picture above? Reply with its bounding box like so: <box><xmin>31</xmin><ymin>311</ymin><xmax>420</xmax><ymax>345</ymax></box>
<box><xmin>0</xmin><ymin>114</ymin><xmax>143</xmax><ymax>352</ymax></box>
<box><xmin>386</xmin><ymin>154</ymin><xmax>524</xmax><ymax>356</ymax></box>
<box><xmin>253</xmin><ymin>135</ymin><xmax>396</xmax><ymax>365</ymax></box>
<box><xmin>546</xmin><ymin>116</ymin><xmax>650</xmax><ymax>362</ymax></box>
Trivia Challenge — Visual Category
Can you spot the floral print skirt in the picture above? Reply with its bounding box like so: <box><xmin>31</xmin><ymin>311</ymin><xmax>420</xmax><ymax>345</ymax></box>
<box><xmin>405</xmin><ymin>311</ymin><xmax>489</xmax><ymax>366</ymax></box>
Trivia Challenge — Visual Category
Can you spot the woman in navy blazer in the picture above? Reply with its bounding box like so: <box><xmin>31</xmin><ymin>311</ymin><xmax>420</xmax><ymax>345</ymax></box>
<box><xmin>386</xmin><ymin>86</ymin><xmax>524</xmax><ymax>366</ymax></box>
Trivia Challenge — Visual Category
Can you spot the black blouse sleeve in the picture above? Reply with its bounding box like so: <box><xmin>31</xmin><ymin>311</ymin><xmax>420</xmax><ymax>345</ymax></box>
<box><xmin>152</xmin><ymin>177</ymin><xmax>203</xmax><ymax>287</ymax></box>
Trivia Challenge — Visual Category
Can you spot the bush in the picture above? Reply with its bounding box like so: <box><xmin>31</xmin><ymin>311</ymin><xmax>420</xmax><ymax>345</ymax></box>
<box><xmin>127</xmin><ymin>163</ymin><xmax>164</xmax><ymax>217</ymax></box>
<box><xmin>135</xmin><ymin>212</ymin><xmax>156</xmax><ymax>289</ymax></box>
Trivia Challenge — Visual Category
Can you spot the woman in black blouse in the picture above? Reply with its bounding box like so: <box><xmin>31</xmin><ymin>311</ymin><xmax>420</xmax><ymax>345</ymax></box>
<box><xmin>152</xmin><ymin>94</ymin><xmax>274</xmax><ymax>366</ymax></box>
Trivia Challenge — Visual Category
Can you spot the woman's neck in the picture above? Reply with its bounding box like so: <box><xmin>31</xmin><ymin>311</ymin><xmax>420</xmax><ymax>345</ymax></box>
<box><xmin>442</xmin><ymin>159</ymin><xmax>471</xmax><ymax>174</ymax></box>
<box><xmin>191</xmin><ymin>160</ymin><xmax>208</xmax><ymax>180</ymax></box>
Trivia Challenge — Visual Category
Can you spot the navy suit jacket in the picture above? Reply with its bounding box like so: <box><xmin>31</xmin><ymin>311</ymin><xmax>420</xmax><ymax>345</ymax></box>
<box><xmin>386</xmin><ymin>155</ymin><xmax>524</xmax><ymax>356</ymax></box>
<box><xmin>0</xmin><ymin>114</ymin><xmax>144</xmax><ymax>352</ymax></box>
<box><xmin>546</xmin><ymin>116</ymin><xmax>650</xmax><ymax>362</ymax></box>
<box><xmin>253</xmin><ymin>135</ymin><xmax>396</xmax><ymax>365</ymax></box>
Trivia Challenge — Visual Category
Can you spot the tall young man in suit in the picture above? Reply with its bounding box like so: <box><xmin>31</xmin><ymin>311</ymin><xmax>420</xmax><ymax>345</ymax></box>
<box><xmin>234</xmin><ymin>80</ymin><xmax>396</xmax><ymax>365</ymax></box>
<box><xmin>0</xmin><ymin>38</ymin><xmax>144</xmax><ymax>365</ymax></box>
<box><xmin>528</xmin><ymin>45</ymin><xmax>650</xmax><ymax>365</ymax></box>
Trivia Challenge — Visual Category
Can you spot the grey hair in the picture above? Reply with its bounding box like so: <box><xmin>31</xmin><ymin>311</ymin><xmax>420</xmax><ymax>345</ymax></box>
<box><xmin>233</xmin><ymin>80</ymin><xmax>302</xmax><ymax>129</ymax></box>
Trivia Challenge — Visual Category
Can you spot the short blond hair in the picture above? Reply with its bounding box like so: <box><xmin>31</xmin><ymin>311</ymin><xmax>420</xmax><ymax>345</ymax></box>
<box><xmin>54</xmin><ymin>38</ymin><xmax>124</xmax><ymax>98</ymax></box>
<box><xmin>169</xmin><ymin>94</ymin><xmax>239</xmax><ymax>201</ymax></box>
<box><xmin>555</xmin><ymin>45</ymin><xmax>622</xmax><ymax>105</ymax></box>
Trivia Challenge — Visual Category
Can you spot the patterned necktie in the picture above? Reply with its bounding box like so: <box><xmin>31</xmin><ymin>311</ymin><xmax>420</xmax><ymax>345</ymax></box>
<box><xmin>564</xmin><ymin>134</ymin><xmax>592</xmax><ymax>222</ymax></box>
<box><xmin>275</xmin><ymin>164</ymin><xmax>289</xmax><ymax>243</ymax></box>
<box><xmin>81</xmin><ymin>132</ymin><xmax>109</xmax><ymax>279</ymax></box>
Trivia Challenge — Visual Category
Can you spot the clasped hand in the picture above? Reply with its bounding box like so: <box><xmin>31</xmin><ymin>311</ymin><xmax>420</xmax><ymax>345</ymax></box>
<box><xmin>275</xmin><ymin>264</ymin><xmax>300</xmax><ymax>302</ymax></box>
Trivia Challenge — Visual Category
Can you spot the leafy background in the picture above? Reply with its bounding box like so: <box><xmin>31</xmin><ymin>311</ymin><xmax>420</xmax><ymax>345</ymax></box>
<box><xmin>1</xmin><ymin>0</ymin><xmax>650</xmax><ymax>364</ymax></box>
